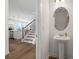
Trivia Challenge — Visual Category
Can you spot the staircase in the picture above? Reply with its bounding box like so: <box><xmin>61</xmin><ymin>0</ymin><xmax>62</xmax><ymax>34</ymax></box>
<box><xmin>21</xmin><ymin>19</ymin><xmax>36</xmax><ymax>45</ymax></box>
<box><xmin>22</xmin><ymin>32</ymin><xmax>36</xmax><ymax>44</ymax></box>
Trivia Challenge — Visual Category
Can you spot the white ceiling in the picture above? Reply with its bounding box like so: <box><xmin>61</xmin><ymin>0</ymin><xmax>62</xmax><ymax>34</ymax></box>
<box><xmin>9</xmin><ymin>0</ymin><xmax>37</xmax><ymax>16</ymax></box>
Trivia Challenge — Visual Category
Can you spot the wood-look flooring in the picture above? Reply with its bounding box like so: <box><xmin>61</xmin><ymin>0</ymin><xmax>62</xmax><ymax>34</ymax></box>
<box><xmin>49</xmin><ymin>56</ymin><xmax>58</xmax><ymax>59</ymax></box>
<box><xmin>5</xmin><ymin>39</ymin><xmax>36</xmax><ymax>59</ymax></box>
<box><xmin>5</xmin><ymin>39</ymin><xmax>58</xmax><ymax>59</ymax></box>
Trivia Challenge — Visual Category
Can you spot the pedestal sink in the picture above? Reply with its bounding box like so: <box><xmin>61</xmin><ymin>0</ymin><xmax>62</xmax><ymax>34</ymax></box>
<box><xmin>53</xmin><ymin>34</ymin><xmax>70</xmax><ymax>59</ymax></box>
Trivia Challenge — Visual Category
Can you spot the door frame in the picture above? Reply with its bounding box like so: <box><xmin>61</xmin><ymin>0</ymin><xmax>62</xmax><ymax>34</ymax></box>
<box><xmin>6</xmin><ymin>0</ymin><xmax>49</xmax><ymax>59</ymax></box>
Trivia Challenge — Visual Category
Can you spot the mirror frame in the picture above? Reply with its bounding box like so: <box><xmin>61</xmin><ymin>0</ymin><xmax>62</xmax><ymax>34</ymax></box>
<box><xmin>54</xmin><ymin>7</ymin><xmax>69</xmax><ymax>31</ymax></box>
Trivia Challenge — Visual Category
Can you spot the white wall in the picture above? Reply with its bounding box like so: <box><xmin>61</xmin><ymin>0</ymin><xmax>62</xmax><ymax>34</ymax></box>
<box><xmin>38</xmin><ymin>0</ymin><xmax>49</xmax><ymax>59</ymax></box>
<box><xmin>49</xmin><ymin>0</ymin><xmax>73</xmax><ymax>59</ymax></box>
<box><xmin>9</xmin><ymin>0</ymin><xmax>37</xmax><ymax>17</ymax></box>
<box><xmin>5</xmin><ymin>0</ymin><xmax>9</xmax><ymax>55</ymax></box>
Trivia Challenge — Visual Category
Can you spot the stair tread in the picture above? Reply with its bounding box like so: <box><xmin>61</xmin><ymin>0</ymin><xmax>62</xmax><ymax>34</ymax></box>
<box><xmin>27</xmin><ymin>37</ymin><xmax>35</xmax><ymax>38</ymax></box>
<box><xmin>24</xmin><ymin>39</ymin><xmax>33</xmax><ymax>41</ymax></box>
<box><xmin>24</xmin><ymin>35</ymin><xmax>36</xmax><ymax>39</ymax></box>
<box><xmin>22</xmin><ymin>32</ymin><xmax>36</xmax><ymax>44</ymax></box>
<box><xmin>24</xmin><ymin>38</ymin><xmax>35</xmax><ymax>41</ymax></box>
<box><xmin>26</xmin><ymin>35</ymin><xmax>36</xmax><ymax>37</ymax></box>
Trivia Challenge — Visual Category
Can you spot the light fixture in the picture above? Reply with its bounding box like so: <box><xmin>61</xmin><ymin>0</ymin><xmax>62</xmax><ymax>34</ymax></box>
<box><xmin>54</xmin><ymin>0</ymin><xmax>64</xmax><ymax>3</ymax></box>
<box><xmin>56</xmin><ymin>0</ymin><xmax>60</xmax><ymax>3</ymax></box>
<box><xmin>61</xmin><ymin>0</ymin><xmax>64</xmax><ymax>2</ymax></box>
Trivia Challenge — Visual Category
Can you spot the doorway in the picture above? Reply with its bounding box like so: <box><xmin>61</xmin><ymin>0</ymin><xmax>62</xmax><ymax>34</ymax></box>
<box><xmin>5</xmin><ymin>0</ymin><xmax>37</xmax><ymax>59</ymax></box>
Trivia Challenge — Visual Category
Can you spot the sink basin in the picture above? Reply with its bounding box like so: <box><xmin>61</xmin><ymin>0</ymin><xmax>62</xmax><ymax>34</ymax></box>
<box><xmin>53</xmin><ymin>34</ymin><xmax>70</xmax><ymax>42</ymax></box>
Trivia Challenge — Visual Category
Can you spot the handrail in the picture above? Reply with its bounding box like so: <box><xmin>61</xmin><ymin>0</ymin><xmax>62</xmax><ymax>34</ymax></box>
<box><xmin>23</xmin><ymin>19</ymin><xmax>35</xmax><ymax>29</ymax></box>
<box><xmin>22</xmin><ymin>19</ymin><xmax>35</xmax><ymax>38</ymax></box>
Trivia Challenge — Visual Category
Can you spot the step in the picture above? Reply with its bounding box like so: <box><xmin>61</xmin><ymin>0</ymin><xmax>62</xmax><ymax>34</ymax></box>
<box><xmin>26</xmin><ymin>36</ymin><xmax>35</xmax><ymax>38</ymax></box>
<box><xmin>26</xmin><ymin>34</ymin><xmax>36</xmax><ymax>36</ymax></box>
<box><xmin>25</xmin><ymin>35</ymin><xmax>36</xmax><ymax>38</ymax></box>
<box><xmin>24</xmin><ymin>38</ymin><xmax>35</xmax><ymax>41</ymax></box>
<box><xmin>28</xmin><ymin>33</ymin><xmax>36</xmax><ymax>35</ymax></box>
<box><xmin>22</xmin><ymin>39</ymin><xmax>36</xmax><ymax>44</ymax></box>
<box><xmin>23</xmin><ymin>40</ymin><xmax>33</xmax><ymax>43</ymax></box>
<box><xmin>24</xmin><ymin>35</ymin><xmax>36</xmax><ymax>38</ymax></box>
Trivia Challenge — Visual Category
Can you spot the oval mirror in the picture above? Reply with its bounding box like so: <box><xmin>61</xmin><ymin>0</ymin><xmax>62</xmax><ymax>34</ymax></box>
<box><xmin>54</xmin><ymin>7</ymin><xmax>69</xmax><ymax>31</ymax></box>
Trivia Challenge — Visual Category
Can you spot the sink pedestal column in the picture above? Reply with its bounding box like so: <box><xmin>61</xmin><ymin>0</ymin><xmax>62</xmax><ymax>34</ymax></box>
<box><xmin>59</xmin><ymin>42</ymin><xmax>64</xmax><ymax>59</ymax></box>
<box><xmin>54</xmin><ymin>35</ymin><xmax>70</xmax><ymax>59</ymax></box>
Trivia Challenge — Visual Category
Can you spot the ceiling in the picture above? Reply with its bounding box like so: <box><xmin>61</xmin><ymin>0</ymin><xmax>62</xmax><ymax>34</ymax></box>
<box><xmin>9</xmin><ymin>0</ymin><xmax>37</xmax><ymax>16</ymax></box>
